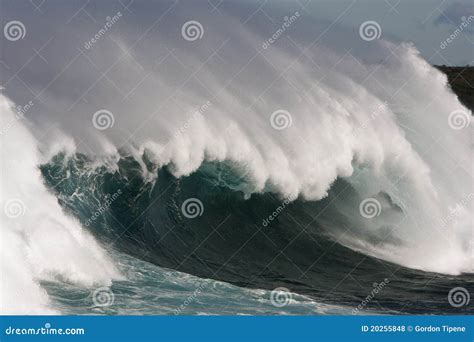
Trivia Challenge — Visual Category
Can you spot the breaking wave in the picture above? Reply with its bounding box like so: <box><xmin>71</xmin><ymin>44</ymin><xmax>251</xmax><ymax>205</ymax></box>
<box><xmin>1</xmin><ymin>10</ymin><xmax>472</xmax><ymax>313</ymax></box>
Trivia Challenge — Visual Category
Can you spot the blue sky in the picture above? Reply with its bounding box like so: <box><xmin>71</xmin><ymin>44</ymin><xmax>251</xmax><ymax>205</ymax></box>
<box><xmin>301</xmin><ymin>0</ymin><xmax>474</xmax><ymax>66</ymax></box>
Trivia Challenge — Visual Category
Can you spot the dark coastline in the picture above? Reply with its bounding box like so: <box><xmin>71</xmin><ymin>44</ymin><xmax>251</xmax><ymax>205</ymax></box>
<box><xmin>436</xmin><ymin>65</ymin><xmax>474</xmax><ymax>112</ymax></box>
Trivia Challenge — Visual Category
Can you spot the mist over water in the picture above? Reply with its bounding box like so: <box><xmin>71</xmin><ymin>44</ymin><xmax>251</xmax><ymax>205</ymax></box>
<box><xmin>1</xmin><ymin>2</ymin><xmax>472</xmax><ymax>314</ymax></box>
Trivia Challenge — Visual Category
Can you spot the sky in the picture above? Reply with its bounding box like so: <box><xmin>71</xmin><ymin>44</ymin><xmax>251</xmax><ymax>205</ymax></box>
<box><xmin>301</xmin><ymin>0</ymin><xmax>474</xmax><ymax>66</ymax></box>
<box><xmin>0</xmin><ymin>0</ymin><xmax>473</xmax><ymax>145</ymax></box>
<box><xmin>1</xmin><ymin>0</ymin><xmax>473</xmax><ymax>67</ymax></box>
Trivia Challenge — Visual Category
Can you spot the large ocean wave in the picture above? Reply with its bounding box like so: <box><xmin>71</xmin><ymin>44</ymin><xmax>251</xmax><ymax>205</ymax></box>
<box><xmin>1</xmin><ymin>6</ymin><xmax>472</xmax><ymax>314</ymax></box>
<box><xmin>30</xmin><ymin>42</ymin><xmax>473</xmax><ymax>276</ymax></box>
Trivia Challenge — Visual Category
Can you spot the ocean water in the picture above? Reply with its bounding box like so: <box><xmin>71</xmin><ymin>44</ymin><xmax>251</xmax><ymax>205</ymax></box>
<box><xmin>36</xmin><ymin>154</ymin><xmax>473</xmax><ymax>315</ymax></box>
<box><xmin>1</xmin><ymin>1</ymin><xmax>473</xmax><ymax>316</ymax></box>
<box><xmin>41</xmin><ymin>249</ymin><xmax>352</xmax><ymax>316</ymax></box>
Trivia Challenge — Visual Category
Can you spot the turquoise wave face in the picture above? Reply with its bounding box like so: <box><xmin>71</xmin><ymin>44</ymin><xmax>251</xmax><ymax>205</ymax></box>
<box><xmin>40</xmin><ymin>153</ymin><xmax>474</xmax><ymax>315</ymax></box>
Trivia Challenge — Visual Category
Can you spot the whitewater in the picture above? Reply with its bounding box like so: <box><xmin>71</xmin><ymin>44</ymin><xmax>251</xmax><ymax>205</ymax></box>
<box><xmin>1</xmin><ymin>5</ymin><xmax>473</xmax><ymax>315</ymax></box>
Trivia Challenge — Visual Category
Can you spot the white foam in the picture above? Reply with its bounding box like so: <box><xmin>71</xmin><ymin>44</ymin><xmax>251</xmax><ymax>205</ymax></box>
<box><xmin>3</xmin><ymin>25</ymin><xmax>473</xmax><ymax>284</ymax></box>
<box><xmin>0</xmin><ymin>96</ymin><xmax>122</xmax><ymax>314</ymax></box>
<box><xmin>114</xmin><ymin>43</ymin><xmax>471</xmax><ymax>275</ymax></box>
